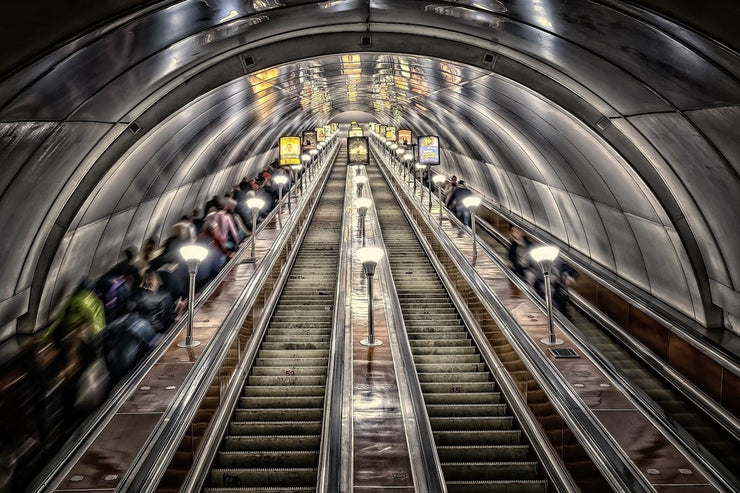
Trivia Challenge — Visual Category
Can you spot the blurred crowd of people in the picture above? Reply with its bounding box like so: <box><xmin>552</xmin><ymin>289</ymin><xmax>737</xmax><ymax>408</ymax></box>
<box><xmin>435</xmin><ymin>173</ymin><xmax>576</xmax><ymax>313</ymax></box>
<box><xmin>0</xmin><ymin>162</ymin><xmax>296</xmax><ymax>491</ymax></box>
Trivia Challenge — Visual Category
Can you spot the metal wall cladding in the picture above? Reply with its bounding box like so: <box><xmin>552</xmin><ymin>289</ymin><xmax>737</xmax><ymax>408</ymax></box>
<box><xmin>570</xmin><ymin>194</ymin><xmax>613</xmax><ymax>270</ymax></box>
<box><xmin>0</xmin><ymin>122</ymin><xmax>113</xmax><ymax>300</ymax></box>
<box><xmin>627</xmin><ymin>214</ymin><xmax>698</xmax><ymax>320</ymax></box>
<box><xmin>687</xmin><ymin>107</ymin><xmax>740</xmax><ymax>179</ymax></box>
<box><xmin>594</xmin><ymin>203</ymin><xmax>650</xmax><ymax>293</ymax></box>
<box><xmin>629</xmin><ymin>113</ymin><xmax>740</xmax><ymax>291</ymax></box>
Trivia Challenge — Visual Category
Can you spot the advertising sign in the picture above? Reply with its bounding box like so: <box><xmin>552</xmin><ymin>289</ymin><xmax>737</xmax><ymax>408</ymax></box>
<box><xmin>316</xmin><ymin>126</ymin><xmax>326</xmax><ymax>142</ymax></box>
<box><xmin>279</xmin><ymin>136</ymin><xmax>301</xmax><ymax>166</ymax></box>
<box><xmin>385</xmin><ymin>126</ymin><xmax>397</xmax><ymax>142</ymax></box>
<box><xmin>324</xmin><ymin>124</ymin><xmax>331</xmax><ymax>138</ymax></box>
<box><xmin>418</xmin><ymin>135</ymin><xmax>440</xmax><ymax>165</ymax></box>
<box><xmin>379</xmin><ymin>125</ymin><xmax>386</xmax><ymax>140</ymax></box>
<box><xmin>302</xmin><ymin>130</ymin><xmax>317</xmax><ymax>151</ymax></box>
<box><xmin>349</xmin><ymin>126</ymin><xmax>363</xmax><ymax>137</ymax></box>
<box><xmin>398</xmin><ymin>129</ymin><xmax>412</xmax><ymax>147</ymax></box>
<box><xmin>347</xmin><ymin>136</ymin><xmax>369</xmax><ymax>166</ymax></box>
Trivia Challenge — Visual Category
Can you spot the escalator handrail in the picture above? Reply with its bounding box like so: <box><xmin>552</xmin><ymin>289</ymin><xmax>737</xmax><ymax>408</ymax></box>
<box><xmin>373</xmin><ymin>142</ymin><xmax>655</xmax><ymax>493</ymax></box>
<box><xmin>116</xmin><ymin>141</ymin><xmax>340</xmax><ymax>492</ymax></box>
<box><xmin>316</xmin><ymin>147</ymin><xmax>353</xmax><ymax>492</ymax></box>
<box><xmin>470</xmin><ymin>218</ymin><xmax>740</xmax><ymax>491</ymax></box>
<box><xmin>476</xmin><ymin>215</ymin><xmax>740</xmax><ymax>443</ymax></box>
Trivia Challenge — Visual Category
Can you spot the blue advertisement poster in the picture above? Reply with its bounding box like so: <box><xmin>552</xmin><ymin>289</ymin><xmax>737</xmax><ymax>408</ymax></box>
<box><xmin>418</xmin><ymin>135</ymin><xmax>440</xmax><ymax>165</ymax></box>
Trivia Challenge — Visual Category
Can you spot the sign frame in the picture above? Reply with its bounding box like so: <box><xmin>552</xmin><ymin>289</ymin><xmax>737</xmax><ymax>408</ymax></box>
<box><xmin>347</xmin><ymin>136</ymin><xmax>369</xmax><ymax>166</ymax></box>
<box><xmin>279</xmin><ymin>136</ymin><xmax>301</xmax><ymax>166</ymax></box>
<box><xmin>418</xmin><ymin>135</ymin><xmax>440</xmax><ymax>165</ymax></box>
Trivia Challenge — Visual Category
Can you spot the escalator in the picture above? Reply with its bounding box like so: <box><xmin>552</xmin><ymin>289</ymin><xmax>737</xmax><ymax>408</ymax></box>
<box><xmin>205</xmin><ymin>157</ymin><xmax>346</xmax><ymax>491</ymax></box>
<box><xmin>366</xmin><ymin>164</ymin><xmax>548</xmax><ymax>493</ymax></box>
<box><xmin>474</xmin><ymin>224</ymin><xmax>740</xmax><ymax>481</ymax></box>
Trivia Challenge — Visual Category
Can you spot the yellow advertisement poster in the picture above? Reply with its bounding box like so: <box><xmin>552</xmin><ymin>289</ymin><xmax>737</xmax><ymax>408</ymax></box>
<box><xmin>349</xmin><ymin>126</ymin><xmax>363</xmax><ymax>137</ymax></box>
<box><xmin>385</xmin><ymin>126</ymin><xmax>397</xmax><ymax>142</ymax></box>
<box><xmin>279</xmin><ymin>136</ymin><xmax>301</xmax><ymax>166</ymax></box>
<box><xmin>398</xmin><ymin>129</ymin><xmax>412</xmax><ymax>147</ymax></box>
<box><xmin>347</xmin><ymin>136</ymin><xmax>369</xmax><ymax>165</ymax></box>
<box><xmin>316</xmin><ymin>127</ymin><xmax>326</xmax><ymax>142</ymax></box>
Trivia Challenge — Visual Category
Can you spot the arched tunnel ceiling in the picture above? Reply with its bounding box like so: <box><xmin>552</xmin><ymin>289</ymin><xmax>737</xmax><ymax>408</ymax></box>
<box><xmin>0</xmin><ymin>1</ymin><xmax>738</xmax><ymax>349</ymax></box>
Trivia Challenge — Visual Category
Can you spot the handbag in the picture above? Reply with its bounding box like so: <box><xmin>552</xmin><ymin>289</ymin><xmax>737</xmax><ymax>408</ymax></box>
<box><xmin>74</xmin><ymin>358</ymin><xmax>110</xmax><ymax>411</ymax></box>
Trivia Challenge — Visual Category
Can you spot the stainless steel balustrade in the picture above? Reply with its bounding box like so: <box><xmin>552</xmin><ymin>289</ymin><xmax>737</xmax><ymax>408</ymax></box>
<box><xmin>455</xmin><ymin>181</ymin><xmax>740</xmax><ymax>492</ymax></box>
<box><xmin>117</xmin><ymin>140</ymin><xmax>341</xmax><ymax>492</ymax></box>
<box><xmin>360</xmin><ymin>159</ymin><xmax>447</xmax><ymax>493</ymax></box>
<box><xmin>371</xmin><ymin>141</ymin><xmax>655</xmax><ymax>493</ymax></box>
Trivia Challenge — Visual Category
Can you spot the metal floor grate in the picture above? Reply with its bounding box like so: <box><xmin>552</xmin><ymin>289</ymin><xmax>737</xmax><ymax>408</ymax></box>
<box><xmin>549</xmin><ymin>348</ymin><xmax>579</xmax><ymax>358</ymax></box>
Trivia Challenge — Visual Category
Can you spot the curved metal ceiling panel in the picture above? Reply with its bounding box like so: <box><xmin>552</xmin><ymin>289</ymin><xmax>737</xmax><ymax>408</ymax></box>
<box><xmin>0</xmin><ymin>0</ymin><xmax>736</xmax><ymax>339</ymax></box>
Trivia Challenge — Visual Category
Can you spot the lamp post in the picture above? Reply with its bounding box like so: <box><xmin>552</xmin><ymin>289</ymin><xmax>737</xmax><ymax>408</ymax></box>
<box><xmin>273</xmin><ymin>174</ymin><xmax>289</xmax><ymax>224</ymax></box>
<box><xmin>395</xmin><ymin>147</ymin><xmax>405</xmax><ymax>171</ymax></box>
<box><xmin>390</xmin><ymin>143</ymin><xmax>398</xmax><ymax>167</ymax></box>
<box><xmin>178</xmin><ymin>244</ymin><xmax>209</xmax><ymax>348</ymax></box>
<box><xmin>292</xmin><ymin>164</ymin><xmax>304</xmax><ymax>195</ymax></box>
<box><xmin>355</xmin><ymin>197</ymin><xmax>372</xmax><ymax>247</ymax></box>
<box><xmin>357</xmin><ymin>246</ymin><xmax>384</xmax><ymax>347</ymax></box>
<box><xmin>462</xmin><ymin>196</ymin><xmax>481</xmax><ymax>257</ymax></box>
<box><xmin>355</xmin><ymin>164</ymin><xmax>365</xmax><ymax>176</ymax></box>
<box><xmin>308</xmin><ymin>149</ymin><xmax>318</xmax><ymax>180</ymax></box>
<box><xmin>246</xmin><ymin>197</ymin><xmax>265</xmax><ymax>262</ymax></box>
<box><xmin>353</xmin><ymin>175</ymin><xmax>368</xmax><ymax>197</ymax></box>
<box><xmin>432</xmin><ymin>174</ymin><xmax>446</xmax><ymax>224</ymax></box>
<box><xmin>414</xmin><ymin>163</ymin><xmax>425</xmax><ymax>199</ymax></box>
<box><xmin>404</xmin><ymin>152</ymin><xmax>413</xmax><ymax>182</ymax></box>
<box><xmin>530</xmin><ymin>246</ymin><xmax>564</xmax><ymax>346</ymax></box>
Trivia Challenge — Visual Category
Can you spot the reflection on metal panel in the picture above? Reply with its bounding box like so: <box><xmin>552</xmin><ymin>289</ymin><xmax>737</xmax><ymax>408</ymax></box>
<box><xmin>596</xmin><ymin>204</ymin><xmax>649</xmax><ymax>292</ymax></box>
<box><xmin>629</xmin><ymin>113</ymin><xmax>740</xmax><ymax>290</ymax></box>
<box><xmin>628</xmin><ymin>214</ymin><xmax>696</xmax><ymax>320</ymax></box>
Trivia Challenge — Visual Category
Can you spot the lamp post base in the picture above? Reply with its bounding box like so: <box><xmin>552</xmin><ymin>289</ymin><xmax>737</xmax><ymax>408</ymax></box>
<box><xmin>541</xmin><ymin>337</ymin><xmax>564</xmax><ymax>346</ymax></box>
<box><xmin>178</xmin><ymin>340</ymin><xmax>201</xmax><ymax>348</ymax></box>
<box><xmin>360</xmin><ymin>338</ymin><xmax>383</xmax><ymax>347</ymax></box>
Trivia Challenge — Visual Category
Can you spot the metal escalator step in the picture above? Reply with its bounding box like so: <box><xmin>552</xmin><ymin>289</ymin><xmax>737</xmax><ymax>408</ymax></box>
<box><xmin>247</xmin><ymin>375</ymin><xmax>327</xmax><ymax>386</ymax></box>
<box><xmin>209</xmin><ymin>468</ymin><xmax>317</xmax><ymax>487</ymax></box>
<box><xmin>234</xmin><ymin>408</ymin><xmax>323</xmax><ymax>421</ymax></box>
<box><xmin>244</xmin><ymin>385</ymin><xmax>326</xmax><ymax>397</ymax></box>
<box><xmin>421</xmin><ymin>381</ymin><xmax>496</xmax><ymax>393</ymax></box>
<box><xmin>260</xmin><ymin>342</ymin><xmax>330</xmax><ymax>351</ymax></box>
<box><xmin>256</xmin><ymin>350</ymin><xmax>329</xmax><ymax>359</ymax></box>
<box><xmin>430</xmin><ymin>416</ymin><xmax>514</xmax><ymax>431</ymax></box>
<box><xmin>239</xmin><ymin>396</ymin><xmax>324</xmax><ymax>408</ymax></box>
<box><xmin>426</xmin><ymin>403</ymin><xmax>508</xmax><ymax>417</ymax></box>
<box><xmin>409</xmin><ymin>341</ymin><xmax>474</xmax><ymax>350</ymax></box>
<box><xmin>417</xmin><ymin>372</ymin><xmax>491</xmax><ymax>383</ymax></box>
<box><xmin>263</xmin><ymin>334</ymin><xmax>330</xmax><ymax>343</ymax></box>
<box><xmin>216</xmin><ymin>450</ymin><xmax>318</xmax><ymax>468</ymax></box>
<box><xmin>442</xmin><ymin>461</ymin><xmax>540</xmax><ymax>480</ymax></box>
<box><xmin>446</xmin><ymin>479</ymin><xmax>548</xmax><ymax>493</ymax></box>
<box><xmin>224</xmin><ymin>433</ymin><xmax>321</xmax><ymax>450</ymax></box>
<box><xmin>250</xmin><ymin>367</ymin><xmax>327</xmax><ymax>377</ymax></box>
<box><xmin>406</xmin><ymin>330</ymin><xmax>468</xmax><ymax>338</ymax></box>
<box><xmin>416</xmin><ymin>363</ymin><xmax>487</xmax><ymax>373</ymax></box>
<box><xmin>413</xmin><ymin>354</ymin><xmax>481</xmax><ymax>364</ymax></box>
<box><xmin>434</xmin><ymin>429</ymin><xmax>521</xmax><ymax>446</ymax></box>
<box><xmin>205</xmin><ymin>487</ymin><xmax>314</xmax><ymax>492</ymax></box>
<box><xmin>424</xmin><ymin>392</ymin><xmax>502</xmax><ymax>405</ymax></box>
<box><xmin>254</xmin><ymin>357</ymin><xmax>328</xmax><ymax>367</ymax></box>
<box><xmin>437</xmin><ymin>445</ymin><xmax>530</xmax><ymax>462</ymax></box>
<box><xmin>228</xmin><ymin>421</ymin><xmax>321</xmax><ymax>436</ymax></box>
